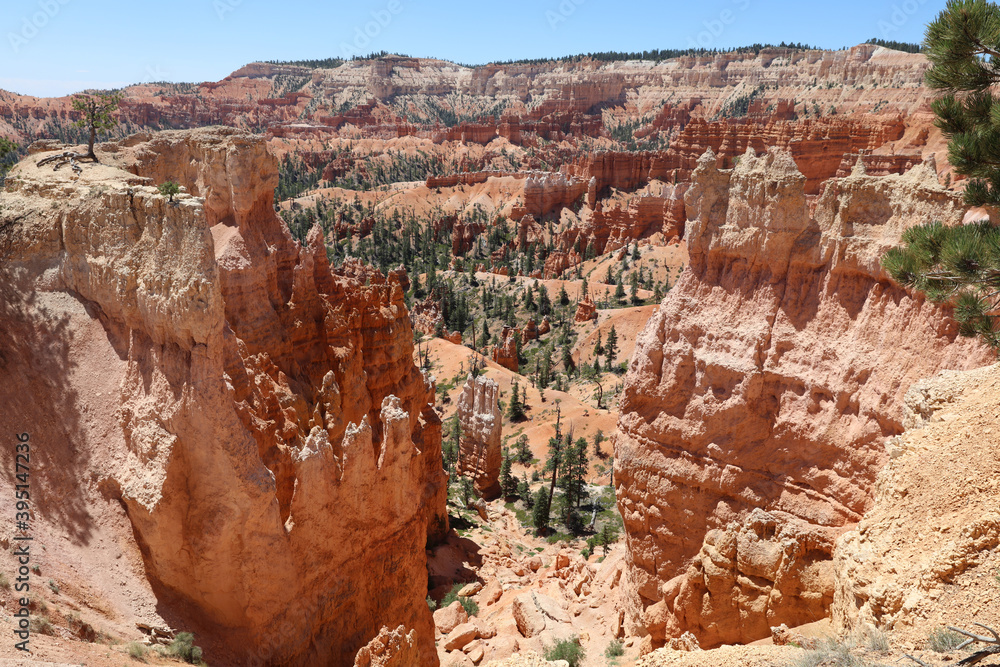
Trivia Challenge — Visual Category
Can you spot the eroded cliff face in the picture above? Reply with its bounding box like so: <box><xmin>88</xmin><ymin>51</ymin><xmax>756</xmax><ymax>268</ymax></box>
<box><xmin>614</xmin><ymin>147</ymin><xmax>992</xmax><ymax>648</ymax></box>
<box><xmin>1</xmin><ymin>127</ymin><xmax>446</xmax><ymax>665</ymax></box>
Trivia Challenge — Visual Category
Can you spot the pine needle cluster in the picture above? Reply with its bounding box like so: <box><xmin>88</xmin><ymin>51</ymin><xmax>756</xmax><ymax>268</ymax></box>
<box><xmin>924</xmin><ymin>0</ymin><xmax>1000</xmax><ymax>206</ymax></box>
<box><xmin>882</xmin><ymin>220</ymin><xmax>1000</xmax><ymax>348</ymax></box>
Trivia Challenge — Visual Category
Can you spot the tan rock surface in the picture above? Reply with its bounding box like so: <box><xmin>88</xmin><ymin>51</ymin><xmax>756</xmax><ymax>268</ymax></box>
<box><xmin>354</xmin><ymin>625</ymin><xmax>422</xmax><ymax>667</ymax></box>
<box><xmin>832</xmin><ymin>363</ymin><xmax>1000</xmax><ymax>643</ymax></box>
<box><xmin>0</xmin><ymin>128</ymin><xmax>447</xmax><ymax>665</ymax></box>
<box><xmin>616</xmin><ymin>147</ymin><xmax>992</xmax><ymax>647</ymax></box>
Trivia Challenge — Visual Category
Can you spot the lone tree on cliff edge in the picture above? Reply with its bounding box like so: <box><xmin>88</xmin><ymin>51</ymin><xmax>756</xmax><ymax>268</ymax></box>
<box><xmin>882</xmin><ymin>0</ymin><xmax>1000</xmax><ymax>350</ymax></box>
<box><xmin>37</xmin><ymin>90</ymin><xmax>123</xmax><ymax>172</ymax></box>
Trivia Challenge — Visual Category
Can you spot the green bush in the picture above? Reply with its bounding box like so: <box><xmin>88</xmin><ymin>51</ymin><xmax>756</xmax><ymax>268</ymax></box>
<box><xmin>460</xmin><ymin>596</ymin><xmax>479</xmax><ymax>617</ymax></box>
<box><xmin>604</xmin><ymin>639</ymin><xmax>625</xmax><ymax>658</ymax></box>
<box><xmin>127</xmin><ymin>641</ymin><xmax>148</xmax><ymax>661</ymax></box>
<box><xmin>544</xmin><ymin>636</ymin><xmax>585</xmax><ymax>667</ymax></box>
<box><xmin>928</xmin><ymin>626</ymin><xmax>965</xmax><ymax>652</ymax></box>
<box><xmin>168</xmin><ymin>632</ymin><xmax>204</xmax><ymax>664</ymax></box>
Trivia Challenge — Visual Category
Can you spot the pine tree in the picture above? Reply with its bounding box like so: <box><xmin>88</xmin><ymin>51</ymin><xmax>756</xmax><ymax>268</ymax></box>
<box><xmin>883</xmin><ymin>220</ymin><xmax>1000</xmax><ymax>348</ymax></box>
<box><xmin>924</xmin><ymin>0</ymin><xmax>1000</xmax><ymax>208</ymax></box>
<box><xmin>500</xmin><ymin>450</ymin><xmax>517</xmax><ymax>497</ymax></box>
<box><xmin>531</xmin><ymin>487</ymin><xmax>550</xmax><ymax>534</ymax></box>
<box><xmin>558</xmin><ymin>284</ymin><xmax>570</xmax><ymax>305</ymax></box>
<box><xmin>538</xmin><ymin>284</ymin><xmax>552</xmax><ymax>317</ymax></box>
<box><xmin>515</xmin><ymin>434</ymin><xmax>533</xmax><ymax>465</ymax></box>
<box><xmin>614</xmin><ymin>276</ymin><xmax>627</xmax><ymax>304</ymax></box>
<box><xmin>605</xmin><ymin>326</ymin><xmax>619</xmax><ymax>368</ymax></box>
<box><xmin>518</xmin><ymin>475</ymin><xmax>531</xmax><ymax>502</ymax></box>
<box><xmin>593</xmin><ymin>332</ymin><xmax>603</xmax><ymax>359</ymax></box>
<box><xmin>592</xmin><ymin>429</ymin><xmax>606</xmax><ymax>459</ymax></box>
<box><xmin>561</xmin><ymin>345</ymin><xmax>575</xmax><ymax>375</ymax></box>
<box><xmin>629</xmin><ymin>272</ymin><xmax>640</xmax><ymax>304</ymax></box>
<box><xmin>507</xmin><ymin>382</ymin><xmax>526</xmax><ymax>421</ymax></box>
<box><xmin>460</xmin><ymin>476</ymin><xmax>474</xmax><ymax>506</ymax></box>
<box><xmin>545</xmin><ymin>404</ymin><xmax>564</xmax><ymax>512</ymax></box>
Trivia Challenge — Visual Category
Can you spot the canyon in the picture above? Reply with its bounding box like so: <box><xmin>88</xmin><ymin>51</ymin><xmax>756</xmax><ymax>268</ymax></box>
<box><xmin>0</xmin><ymin>41</ymin><xmax>997</xmax><ymax>667</ymax></box>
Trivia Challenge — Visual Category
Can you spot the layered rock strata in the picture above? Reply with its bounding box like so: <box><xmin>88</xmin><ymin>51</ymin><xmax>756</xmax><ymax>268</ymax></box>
<box><xmin>2</xmin><ymin>127</ymin><xmax>447</xmax><ymax>666</ymax></box>
<box><xmin>615</xmin><ymin>147</ymin><xmax>991</xmax><ymax>648</ymax></box>
<box><xmin>455</xmin><ymin>374</ymin><xmax>503</xmax><ymax>499</ymax></box>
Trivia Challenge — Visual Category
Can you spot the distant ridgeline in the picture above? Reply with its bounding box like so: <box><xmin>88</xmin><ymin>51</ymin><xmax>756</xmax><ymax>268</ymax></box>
<box><xmin>258</xmin><ymin>41</ymin><xmax>923</xmax><ymax>71</ymax></box>
<box><xmin>864</xmin><ymin>38</ymin><xmax>923</xmax><ymax>53</ymax></box>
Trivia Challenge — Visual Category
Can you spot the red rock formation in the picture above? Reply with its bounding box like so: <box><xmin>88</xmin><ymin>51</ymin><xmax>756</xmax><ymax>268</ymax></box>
<box><xmin>538</xmin><ymin>317</ymin><xmax>551</xmax><ymax>336</ymax></box>
<box><xmin>452</xmin><ymin>217</ymin><xmax>484</xmax><ymax>256</ymax></box>
<box><xmin>575</xmin><ymin>299</ymin><xmax>597</xmax><ymax>323</ymax></box>
<box><xmin>455</xmin><ymin>375</ymin><xmax>503</xmax><ymax>499</ymax></box>
<box><xmin>516</xmin><ymin>214</ymin><xmax>545</xmax><ymax>249</ymax></box>
<box><xmin>834</xmin><ymin>151</ymin><xmax>924</xmax><ymax>179</ymax></box>
<box><xmin>4</xmin><ymin>128</ymin><xmax>446</xmax><ymax>666</ymax></box>
<box><xmin>563</xmin><ymin>116</ymin><xmax>907</xmax><ymax>197</ymax></box>
<box><xmin>491</xmin><ymin>326</ymin><xmax>519</xmax><ymax>372</ymax></box>
<box><xmin>615</xmin><ymin>147</ymin><xmax>992</xmax><ymax>649</ymax></box>
<box><xmin>542</xmin><ymin>249</ymin><xmax>581</xmax><ymax>279</ymax></box>
<box><xmin>522</xmin><ymin>319</ymin><xmax>539</xmax><ymax>342</ymax></box>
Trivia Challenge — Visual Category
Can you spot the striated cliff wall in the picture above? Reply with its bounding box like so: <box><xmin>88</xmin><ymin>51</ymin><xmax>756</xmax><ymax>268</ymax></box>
<box><xmin>1</xmin><ymin>127</ymin><xmax>446</xmax><ymax>666</ymax></box>
<box><xmin>614</xmin><ymin>147</ymin><xmax>991</xmax><ymax>648</ymax></box>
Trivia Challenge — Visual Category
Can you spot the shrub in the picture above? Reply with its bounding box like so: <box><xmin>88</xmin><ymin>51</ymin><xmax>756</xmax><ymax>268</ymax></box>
<box><xmin>127</xmin><ymin>641</ymin><xmax>148</xmax><ymax>661</ymax></box>
<box><xmin>459</xmin><ymin>596</ymin><xmax>479</xmax><ymax>617</ymax></box>
<box><xmin>864</xmin><ymin>626</ymin><xmax>889</xmax><ymax>653</ymax></box>
<box><xmin>168</xmin><ymin>632</ymin><xmax>204</xmax><ymax>664</ymax></box>
<box><xmin>928</xmin><ymin>626</ymin><xmax>965</xmax><ymax>652</ymax></box>
<box><xmin>604</xmin><ymin>639</ymin><xmax>625</xmax><ymax>658</ymax></box>
<box><xmin>544</xmin><ymin>636</ymin><xmax>585</xmax><ymax>667</ymax></box>
<box><xmin>157</xmin><ymin>181</ymin><xmax>181</xmax><ymax>203</ymax></box>
<box><xmin>48</xmin><ymin>579</ymin><xmax>59</xmax><ymax>594</ymax></box>
<box><xmin>30</xmin><ymin>615</ymin><xmax>53</xmax><ymax>635</ymax></box>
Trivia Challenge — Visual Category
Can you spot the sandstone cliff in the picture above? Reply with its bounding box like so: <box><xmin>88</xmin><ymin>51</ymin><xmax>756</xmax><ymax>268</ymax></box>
<box><xmin>455</xmin><ymin>374</ymin><xmax>503</xmax><ymax>499</ymax></box>
<box><xmin>0</xmin><ymin>127</ymin><xmax>446</xmax><ymax>665</ymax></box>
<box><xmin>615</xmin><ymin>147</ymin><xmax>992</xmax><ymax>648</ymax></box>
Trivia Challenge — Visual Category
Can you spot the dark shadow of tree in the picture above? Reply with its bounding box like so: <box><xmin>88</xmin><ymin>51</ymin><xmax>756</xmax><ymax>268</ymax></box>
<box><xmin>0</xmin><ymin>269</ymin><xmax>93</xmax><ymax>545</ymax></box>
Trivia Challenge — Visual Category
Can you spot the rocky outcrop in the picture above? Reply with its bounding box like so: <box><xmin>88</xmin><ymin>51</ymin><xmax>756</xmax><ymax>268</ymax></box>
<box><xmin>1</xmin><ymin>128</ymin><xmax>446</xmax><ymax>666</ymax></box>
<box><xmin>455</xmin><ymin>374</ymin><xmax>503</xmax><ymax>499</ymax></box>
<box><xmin>575</xmin><ymin>298</ymin><xmax>597</xmax><ymax>323</ymax></box>
<box><xmin>615</xmin><ymin>147</ymin><xmax>992</xmax><ymax>648</ymax></box>
<box><xmin>354</xmin><ymin>625</ymin><xmax>422</xmax><ymax>667</ymax></box>
<box><xmin>492</xmin><ymin>326</ymin><xmax>519</xmax><ymax>372</ymax></box>
<box><xmin>411</xmin><ymin>296</ymin><xmax>444</xmax><ymax>337</ymax></box>
<box><xmin>656</xmin><ymin>509</ymin><xmax>839</xmax><ymax>647</ymax></box>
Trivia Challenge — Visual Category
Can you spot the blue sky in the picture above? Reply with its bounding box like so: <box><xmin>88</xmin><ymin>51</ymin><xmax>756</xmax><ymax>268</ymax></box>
<box><xmin>2</xmin><ymin>0</ymin><xmax>945</xmax><ymax>97</ymax></box>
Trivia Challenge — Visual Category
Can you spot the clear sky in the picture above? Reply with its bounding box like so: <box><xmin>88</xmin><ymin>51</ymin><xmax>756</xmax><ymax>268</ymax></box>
<box><xmin>1</xmin><ymin>0</ymin><xmax>946</xmax><ymax>97</ymax></box>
